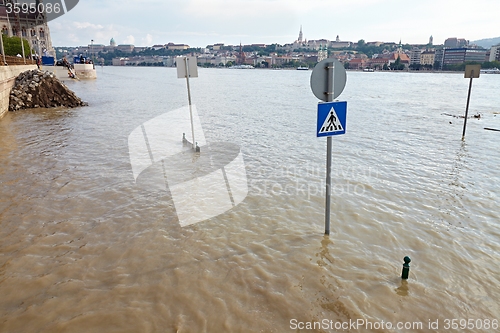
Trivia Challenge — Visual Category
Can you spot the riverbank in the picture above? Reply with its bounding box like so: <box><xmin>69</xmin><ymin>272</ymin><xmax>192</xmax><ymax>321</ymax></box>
<box><xmin>0</xmin><ymin>65</ymin><xmax>37</xmax><ymax>119</ymax></box>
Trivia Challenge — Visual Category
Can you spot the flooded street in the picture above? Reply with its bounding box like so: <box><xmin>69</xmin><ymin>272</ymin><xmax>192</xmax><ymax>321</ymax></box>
<box><xmin>1</xmin><ymin>67</ymin><xmax>499</xmax><ymax>332</ymax></box>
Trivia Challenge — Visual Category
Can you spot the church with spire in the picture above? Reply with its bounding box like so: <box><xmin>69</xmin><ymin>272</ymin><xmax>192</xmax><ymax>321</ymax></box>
<box><xmin>0</xmin><ymin>0</ymin><xmax>55</xmax><ymax>57</ymax></box>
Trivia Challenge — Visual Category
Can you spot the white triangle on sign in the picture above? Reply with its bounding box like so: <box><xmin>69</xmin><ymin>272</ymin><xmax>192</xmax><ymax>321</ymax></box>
<box><xmin>319</xmin><ymin>107</ymin><xmax>343</xmax><ymax>134</ymax></box>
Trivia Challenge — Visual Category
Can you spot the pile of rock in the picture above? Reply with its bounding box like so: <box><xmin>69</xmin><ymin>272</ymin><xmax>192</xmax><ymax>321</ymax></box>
<box><xmin>9</xmin><ymin>69</ymin><xmax>87</xmax><ymax>111</ymax></box>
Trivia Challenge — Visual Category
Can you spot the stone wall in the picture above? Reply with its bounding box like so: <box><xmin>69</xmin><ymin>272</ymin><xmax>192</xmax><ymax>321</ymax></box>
<box><xmin>0</xmin><ymin>65</ymin><xmax>38</xmax><ymax>119</ymax></box>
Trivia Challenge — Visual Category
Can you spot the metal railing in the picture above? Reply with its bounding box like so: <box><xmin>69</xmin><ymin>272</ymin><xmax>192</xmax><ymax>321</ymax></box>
<box><xmin>2</xmin><ymin>55</ymin><xmax>36</xmax><ymax>66</ymax></box>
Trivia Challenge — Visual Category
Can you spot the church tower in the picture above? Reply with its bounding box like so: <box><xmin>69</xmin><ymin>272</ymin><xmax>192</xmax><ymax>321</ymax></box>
<box><xmin>318</xmin><ymin>44</ymin><xmax>327</xmax><ymax>62</ymax></box>
<box><xmin>298</xmin><ymin>25</ymin><xmax>303</xmax><ymax>44</ymax></box>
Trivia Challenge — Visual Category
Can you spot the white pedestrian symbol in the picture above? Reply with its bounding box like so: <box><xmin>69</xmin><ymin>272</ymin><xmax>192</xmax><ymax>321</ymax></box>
<box><xmin>319</xmin><ymin>107</ymin><xmax>343</xmax><ymax>134</ymax></box>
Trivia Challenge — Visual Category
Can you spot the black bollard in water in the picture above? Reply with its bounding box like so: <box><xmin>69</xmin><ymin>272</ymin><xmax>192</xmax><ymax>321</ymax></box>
<box><xmin>401</xmin><ymin>256</ymin><xmax>411</xmax><ymax>280</ymax></box>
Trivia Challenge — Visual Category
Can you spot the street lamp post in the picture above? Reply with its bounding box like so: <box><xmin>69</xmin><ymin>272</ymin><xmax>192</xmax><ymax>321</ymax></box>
<box><xmin>91</xmin><ymin>39</ymin><xmax>94</xmax><ymax>68</ymax></box>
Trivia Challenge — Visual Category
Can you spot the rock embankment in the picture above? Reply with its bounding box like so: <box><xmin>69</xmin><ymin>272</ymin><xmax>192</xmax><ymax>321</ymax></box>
<box><xmin>9</xmin><ymin>69</ymin><xmax>87</xmax><ymax>111</ymax></box>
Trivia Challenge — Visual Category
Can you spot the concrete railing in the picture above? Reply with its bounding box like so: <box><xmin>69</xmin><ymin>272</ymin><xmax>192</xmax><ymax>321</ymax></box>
<box><xmin>0</xmin><ymin>65</ymin><xmax>38</xmax><ymax>119</ymax></box>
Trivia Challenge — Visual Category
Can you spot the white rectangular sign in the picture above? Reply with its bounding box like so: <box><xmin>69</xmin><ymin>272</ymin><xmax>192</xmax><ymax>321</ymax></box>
<box><xmin>176</xmin><ymin>56</ymin><xmax>198</xmax><ymax>78</ymax></box>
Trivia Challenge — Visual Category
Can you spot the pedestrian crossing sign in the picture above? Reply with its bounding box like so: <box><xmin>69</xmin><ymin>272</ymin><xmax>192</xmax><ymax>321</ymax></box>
<box><xmin>317</xmin><ymin>101</ymin><xmax>347</xmax><ymax>137</ymax></box>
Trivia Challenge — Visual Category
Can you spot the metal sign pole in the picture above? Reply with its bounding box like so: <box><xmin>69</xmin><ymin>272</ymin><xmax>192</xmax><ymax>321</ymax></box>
<box><xmin>462</xmin><ymin>73</ymin><xmax>474</xmax><ymax>141</ymax></box>
<box><xmin>325</xmin><ymin>63</ymin><xmax>334</xmax><ymax>235</ymax></box>
<box><xmin>184</xmin><ymin>57</ymin><xmax>196</xmax><ymax>149</ymax></box>
<box><xmin>311</xmin><ymin>58</ymin><xmax>347</xmax><ymax>236</ymax></box>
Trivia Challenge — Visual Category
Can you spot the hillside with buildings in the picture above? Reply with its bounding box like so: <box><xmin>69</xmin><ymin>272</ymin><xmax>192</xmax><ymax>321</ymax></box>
<box><xmin>54</xmin><ymin>28</ymin><xmax>500</xmax><ymax>71</ymax></box>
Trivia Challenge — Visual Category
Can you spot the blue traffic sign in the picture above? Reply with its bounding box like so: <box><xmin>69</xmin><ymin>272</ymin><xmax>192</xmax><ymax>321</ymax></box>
<box><xmin>317</xmin><ymin>101</ymin><xmax>347</xmax><ymax>137</ymax></box>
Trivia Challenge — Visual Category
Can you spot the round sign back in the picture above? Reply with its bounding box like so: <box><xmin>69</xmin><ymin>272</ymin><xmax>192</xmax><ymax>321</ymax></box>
<box><xmin>310</xmin><ymin>58</ymin><xmax>347</xmax><ymax>102</ymax></box>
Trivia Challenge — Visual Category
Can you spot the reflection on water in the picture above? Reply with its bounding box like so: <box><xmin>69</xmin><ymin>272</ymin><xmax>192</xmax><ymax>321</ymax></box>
<box><xmin>1</xmin><ymin>67</ymin><xmax>499</xmax><ymax>332</ymax></box>
<box><xmin>396</xmin><ymin>280</ymin><xmax>409</xmax><ymax>297</ymax></box>
<box><xmin>316</xmin><ymin>235</ymin><xmax>334</xmax><ymax>267</ymax></box>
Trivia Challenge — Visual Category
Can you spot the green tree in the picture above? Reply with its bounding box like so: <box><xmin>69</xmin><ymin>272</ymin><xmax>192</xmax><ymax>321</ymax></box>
<box><xmin>390</xmin><ymin>55</ymin><xmax>405</xmax><ymax>70</ymax></box>
<box><xmin>2</xmin><ymin>36</ymin><xmax>31</xmax><ymax>56</ymax></box>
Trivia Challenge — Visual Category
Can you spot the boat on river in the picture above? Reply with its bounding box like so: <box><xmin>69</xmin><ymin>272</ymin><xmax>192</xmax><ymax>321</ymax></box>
<box><xmin>228</xmin><ymin>64</ymin><xmax>254</xmax><ymax>69</ymax></box>
<box><xmin>480</xmin><ymin>68</ymin><xmax>500</xmax><ymax>74</ymax></box>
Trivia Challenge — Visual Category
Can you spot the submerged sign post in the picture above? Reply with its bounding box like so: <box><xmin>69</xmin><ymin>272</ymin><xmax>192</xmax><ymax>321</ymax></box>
<box><xmin>310</xmin><ymin>58</ymin><xmax>347</xmax><ymax>235</ymax></box>
<box><xmin>176</xmin><ymin>56</ymin><xmax>199</xmax><ymax>151</ymax></box>
<box><xmin>462</xmin><ymin>64</ymin><xmax>480</xmax><ymax>140</ymax></box>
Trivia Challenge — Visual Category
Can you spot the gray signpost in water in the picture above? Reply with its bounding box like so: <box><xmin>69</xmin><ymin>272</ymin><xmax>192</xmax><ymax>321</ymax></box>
<box><xmin>176</xmin><ymin>56</ymin><xmax>199</xmax><ymax>151</ymax></box>
<box><xmin>310</xmin><ymin>59</ymin><xmax>347</xmax><ymax>235</ymax></box>
<box><xmin>462</xmin><ymin>64</ymin><xmax>480</xmax><ymax>140</ymax></box>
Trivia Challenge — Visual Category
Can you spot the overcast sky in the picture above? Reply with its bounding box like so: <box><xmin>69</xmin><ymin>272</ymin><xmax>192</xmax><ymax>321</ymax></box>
<box><xmin>49</xmin><ymin>0</ymin><xmax>499</xmax><ymax>47</ymax></box>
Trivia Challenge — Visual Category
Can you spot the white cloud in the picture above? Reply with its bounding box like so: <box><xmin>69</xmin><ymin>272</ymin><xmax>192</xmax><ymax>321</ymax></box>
<box><xmin>72</xmin><ymin>22</ymin><xmax>104</xmax><ymax>30</ymax></box>
<box><xmin>142</xmin><ymin>34</ymin><xmax>153</xmax><ymax>46</ymax></box>
<box><xmin>123</xmin><ymin>35</ymin><xmax>135</xmax><ymax>44</ymax></box>
<box><xmin>49</xmin><ymin>0</ymin><xmax>500</xmax><ymax>47</ymax></box>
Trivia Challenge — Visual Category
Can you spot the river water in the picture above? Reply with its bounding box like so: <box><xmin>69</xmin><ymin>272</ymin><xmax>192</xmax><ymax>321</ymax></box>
<box><xmin>0</xmin><ymin>67</ymin><xmax>499</xmax><ymax>332</ymax></box>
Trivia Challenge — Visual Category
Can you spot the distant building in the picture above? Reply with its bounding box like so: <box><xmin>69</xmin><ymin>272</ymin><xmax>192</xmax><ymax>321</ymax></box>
<box><xmin>420</xmin><ymin>51</ymin><xmax>435</xmax><ymax>66</ymax></box>
<box><xmin>0</xmin><ymin>1</ymin><xmax>55</xmax><ymax>57</ymax></box>
<box><xmin>166</xmin><ymin>43</ymin><xmax>189</xmax><ymax>50</ymax></box>
<box><xmin>348</xmin><ymin>58</ymin><xmax>366</xmax><ymax>70</ymax></box>
<box><xmin>489</xmin><ymin>45</ymin><xmax>500</xmax><ymax>62</ymax></box>
<box><xmin>388</xmin><ymin>51</ymin><xmax>410</xmax><ymax>67</ymax></box>
<box><xmin>89</xmin><ymin>44</ymin><xmax>105</xmax><ymax>53</ymax></box>
<box><xmin>331</xmin><ymin>35</ymin><xmax>351</xmax><ymax>49</ymax></box>
<box><xmin>112</xmin><ymin>55</ymin><xmax>164</xmax><ymax>66</ymax></box>
<box><xmin>366</xmin><ymin>41</ymin><xmax>385</xmax><ymax>47</ymax></box>
<box><xmin>442</xmin><ymin>48</ymin><xmax>488</xmax><ymax>66</ymax></box>
<box><xmin>317</xmin><ymin>44</ymin><xmax>327</xmax><ymax>62</ymax></box>
<box><xmin>434</xmin><ymin>49</ymin><xmax>445</xmax><ymax>69</ymax></box>
<box><xmin>116</xmin><ymin>44</ymin><xmax>135</xmax><ymax>53</ymax></box>
<box><xmin>409</xmin><ymin>47</ymin><xmax>422</xmax><ymax>65</ymax></box>
<box><xmin>429</xmin><ymin>35</ymin><xmax>433</xmax><ymax>46</ymax></box>
<box><xmin>212</xmin><ymin>43</ymin><xmax>224</xmax><ymax>51</ymax></box>
<box><xmin>444</xmin><ymin>37</ymin><xmax>468</xmax><ymax>48</ymax></box>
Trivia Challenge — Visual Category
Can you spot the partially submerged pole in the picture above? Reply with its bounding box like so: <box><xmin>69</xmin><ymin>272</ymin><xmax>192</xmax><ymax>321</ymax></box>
<box><xmin>184</xmin><ymin>57</ymin><xmax>196</xmax><ymax>150</ymax></box>
<box><xmin>462</xmin><ymin>65</ymin><xmax>480</xmax><ymax>140</ymax></box>
<box><xmin>324</xmin><ymin>63</ymin><xmax>334</xmax><ymax>235</ymax></box>
<box><xmin>462</xmin><ymin>74</ymin><xmax>474</xmax><ymax>140</ymax></box>
<box><xmin>401</xmin><ymin>256</ymin><xmax>411</xmax><ymax>280</ymax></box>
